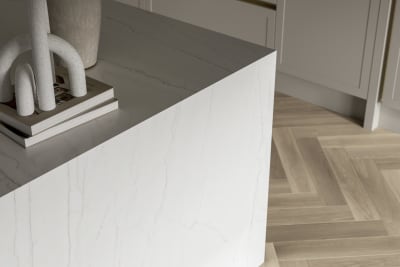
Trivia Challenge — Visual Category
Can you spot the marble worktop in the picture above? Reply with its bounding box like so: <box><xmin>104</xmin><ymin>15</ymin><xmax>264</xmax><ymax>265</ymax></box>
<box><xmin>0</xmin><ymin>0</ymin><xmax>273</xmax><ymax>198</ymax></box>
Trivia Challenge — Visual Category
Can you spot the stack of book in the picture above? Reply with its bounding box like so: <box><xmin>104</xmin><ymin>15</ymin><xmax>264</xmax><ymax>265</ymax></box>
<box><xmin>0</xmin><ymin>72</ymin><xmax>118</xmax><ymax>148</ymax></box>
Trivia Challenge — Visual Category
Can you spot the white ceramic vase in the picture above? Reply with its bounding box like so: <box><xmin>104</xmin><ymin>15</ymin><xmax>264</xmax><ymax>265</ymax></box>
<box><xmin>47</xmin><ymin>0</ymin><xmax>102</xmax><ymax>69</ymax></box>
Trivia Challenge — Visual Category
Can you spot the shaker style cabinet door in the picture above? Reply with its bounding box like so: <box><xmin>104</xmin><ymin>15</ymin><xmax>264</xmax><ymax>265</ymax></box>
<box><xmin>382</xmin><ymin>0</ymin><xmax>400</xmax><ymax>110</ymax></box>
<box><xmin>150</xmin><ymin>0</ymin><xmax>276</xmax><ymax>49</ymax></box>
<box><xmin>276</xmin><ymin>0</ymin><xmax>382</xmax><ymax>99</ymax></box>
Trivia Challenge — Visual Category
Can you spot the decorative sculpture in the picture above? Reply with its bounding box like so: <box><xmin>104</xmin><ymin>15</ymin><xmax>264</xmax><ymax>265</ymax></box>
<box><xmin>0</xmin><ymin>0</ymin><xmax>87</xmax><ymax>116</ymax></box>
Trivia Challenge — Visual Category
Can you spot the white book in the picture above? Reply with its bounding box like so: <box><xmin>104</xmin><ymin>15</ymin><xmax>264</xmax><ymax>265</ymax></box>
<box><xmin>0</xmin><ymin>74</ymin><xmax>114</xmax><ymax>136</ymax></box>
<box><xmin>0</xmin><ymin>99</ymin><xmax>118</xmax><ymax>148</ymax></box>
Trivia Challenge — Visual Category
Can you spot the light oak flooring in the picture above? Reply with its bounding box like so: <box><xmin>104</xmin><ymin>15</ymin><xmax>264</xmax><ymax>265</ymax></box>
<box><xmin>262</xmin><ymin>93</ymin><xmax>400</xmax><ymax>267</ymax></box>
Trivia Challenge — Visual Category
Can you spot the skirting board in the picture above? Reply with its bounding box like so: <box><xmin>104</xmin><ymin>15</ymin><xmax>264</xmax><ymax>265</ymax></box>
<box><xmin>276</xmin><ymin>72</ymin><xmax>366</xmax><ymax>122</ymax></box>
<box><xmin>379</xmin><ymin>105</ymin><xmax>400</xmax><ymax>133</ymax></box>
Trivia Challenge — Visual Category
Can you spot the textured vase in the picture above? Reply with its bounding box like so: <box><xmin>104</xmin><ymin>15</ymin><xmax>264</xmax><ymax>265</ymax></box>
<box><xmin>47</xmin><ymin>0</ymin><xmax>102</xmax><ymax>69</ymax></box>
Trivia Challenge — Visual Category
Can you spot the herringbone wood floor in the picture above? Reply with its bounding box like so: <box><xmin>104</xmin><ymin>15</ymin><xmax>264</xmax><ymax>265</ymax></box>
<box><xmin>262</xmin><ymin>93</ymin><xmax>400</xmax><ymax>267</ymax></box>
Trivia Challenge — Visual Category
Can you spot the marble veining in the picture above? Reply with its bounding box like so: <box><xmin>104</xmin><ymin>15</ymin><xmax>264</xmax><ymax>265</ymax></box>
<box><xmin>0</xmin><ymin>53</ymin><xmax>276</xmax><ymax>266</ymax></box>
<box><xmin>0</xmin><ymin>0</ymin><xmax>273</xmax><ymax>198</ymax></box>
<box><xmin>0</xmin><ymin>1</ymin><xmax>276</xmax><ymax>266</ymax></box>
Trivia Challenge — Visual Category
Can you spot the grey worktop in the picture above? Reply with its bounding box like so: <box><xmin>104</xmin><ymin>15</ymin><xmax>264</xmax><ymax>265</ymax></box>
<box><xmin>0</xmin><ymin>0</ymin><xmax>273</xmax><ymax>198</ymax></box>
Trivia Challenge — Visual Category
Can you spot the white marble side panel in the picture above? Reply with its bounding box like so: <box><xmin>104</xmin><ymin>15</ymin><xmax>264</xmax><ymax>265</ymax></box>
<box><xmin>0</xmin><ymin>53</ymin><xmax>276</xmax><ymax>267</ymax></box>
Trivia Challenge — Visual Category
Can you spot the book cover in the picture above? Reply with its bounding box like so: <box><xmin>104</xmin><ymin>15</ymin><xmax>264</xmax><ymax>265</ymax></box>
<box><xmin>0</xmin><ymin>98</ymin><xmax>119</xmax><ymax>148</ymax></box>
<box><xmin>0</xmin><ymin>73</ymin><xmax>114</xmax><ymax>136</ymax></box>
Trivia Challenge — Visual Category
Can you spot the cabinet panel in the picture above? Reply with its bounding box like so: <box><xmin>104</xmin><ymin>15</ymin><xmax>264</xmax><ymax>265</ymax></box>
<box><xmin>151</xmin><ymin>0</ymin><xmax>276</xmax><ymax>48</ymax></box>
<box><xmin>276</xmin><ymin>0</ymin><xmax>381</xmax><ymax>99</ymax></box>
<box><xmin>382</xmin><ymin>0</ymin><xmax>400</xmax><ymax>109</ymax></box>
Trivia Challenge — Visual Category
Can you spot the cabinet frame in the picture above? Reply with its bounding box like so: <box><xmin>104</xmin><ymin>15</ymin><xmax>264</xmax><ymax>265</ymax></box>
<box><xmin>382</xmin><ymin>0</ymin><xmax>400</xmax><ymax>109</ymax></box>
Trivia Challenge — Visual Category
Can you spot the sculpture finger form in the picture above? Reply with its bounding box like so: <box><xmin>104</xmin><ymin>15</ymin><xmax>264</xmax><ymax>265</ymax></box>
<box><xmin>0</xmin><ymin>0</ymin><xmax>87</xmax><ymax>115</ymax></box>
<box><xmin>48</xmin><ymin>34</ymin><xmax>86</xmax><ymax>97</ymax></box>
<box><xmin>0</xmin><ymin>35</ymin><xmax>31</xmax><ymax>103</ymax></box>
<box><xmin>0</xmin><ymin>34</ymin><xmax>87</xmax><ymax>102</ymax></box>
<box><xmin>15</xmin><ymin>64</ymin><xmax>35</xmax><ymax>116</ymax></box>
<box><xmin>30</xmin><ymin>0</ymin><xmax>55</xmax><ymax>111</ymax></box>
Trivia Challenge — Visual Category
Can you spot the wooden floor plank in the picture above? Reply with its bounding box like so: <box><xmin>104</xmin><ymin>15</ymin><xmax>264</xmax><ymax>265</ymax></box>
<box><xmin>269</xmin><ymin>178</ymin><xmax>291</xmax><ymax>194</ymax></box>
<box><xmin>267</xmin><ymin>221</ymin><xmax>387</xmax><ymax>242</ymax></box>
<box><xmin>383</xmin><ymin>170</ymin><xmax>400</xmax><ymax>202</ymax></box>
<box><xmin>263</xmin><ymin>243</ymin><xmax>280</xmax><ymax>267</ymax></box>
<box><xmin>375</xmin><ymin>158</ymin><xmax>400</xmax><ymax>170</ymax></box>
<box><xmin>267</xmin><ymin>206</ymin><xmax>354</xmax><ymax>226</ymax></box>
<box><xmin>296</xmin><ymin>138</ymin><xmax>346</xmax><ymax>205</ymax></box>
<box><xmin>279</xmin><ymin>260</ymin><xmax>309</xmax><ymax>267</ymax></box>
<box><xmin>263</xmin><ymin>92</ymin><xmax>400</xmax><ymax>266</ymax></box>
<box><xmin>305</xmin><ymin>254</ymin><xmax>400</xmax><ymax>267</ymax></box>
<box><xmin>274</xmin><ymin>236</ymin><xmax>400</xmax><ymax>261</ymax></box>
<box><xmin>273</xmin><ymin>113</ymin><xmax>352</xmax><ymax>128</ymax></box>
<box><xmin>319</xmin><ymin>133</ymin><xmax>400</xmax><ymax>148</ymax></box>
<box><xmin>273</xmin><ymin>128</ymin><xmax>314</xmax><ymax>192</ymax></box>
<box><xmin>291</xmin><ymin>125</ymin><xmax>367</xmax><ymax>139</ymax></box>
<box><xmin>270</xmin><ymin>140</ymin><xmax>287</xmax><ymax>180</ymax></box>
<box><xmin>268</xmin><ymin>193</ymin><xmax>323</xmax><ymax>208</ymax></box>
<box><xmin>273</xmin><ymin>97</ymin><xmax>323</xmax><ymax>113</ymax></box>
<box><xmin>346</xmin><ymin>145</ymin><xmax>400</xmax><ymax>159</ymax></box>
<box><xmin>323</xmin><ymin>148</ymin><xmax>380</xmax><ymax>220</ymax></box>
<box><xmin>352</xmin><ymin>159</ymin><xmax>400</xmax><ymax>235</ymax></box>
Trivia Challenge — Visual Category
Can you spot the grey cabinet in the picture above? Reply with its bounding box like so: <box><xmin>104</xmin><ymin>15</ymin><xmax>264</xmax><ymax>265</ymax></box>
<box><xmin>116</xmin><ymin>0</ymin><xmax>389</xmax><ymax>107</ymax></box>
<box><xmin>382</xmin><ymin>0</ymin><xmax>400</xmax><ymax>110</ymax></box>
<box><xmin>276</xmin><ymin>0</ymin><xmax>383</xmax><ymax>99</ymax></box>
<box><xmin>115</xmin><ymin>0</ymin><xmax>276</xmax><ymax>48</ymax></box>
<box><xmin>150</xmin><ymin>0</ymin><xmax>276</xmax><ymax>49</ymax></box>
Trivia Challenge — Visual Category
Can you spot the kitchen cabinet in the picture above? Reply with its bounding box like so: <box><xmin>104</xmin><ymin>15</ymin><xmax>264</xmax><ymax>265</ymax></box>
<box><xmin>276</xmin><ymin>0</ymin><xmax>384</xmax><ymax>99</ymax></box>
<box><xmin>116</xmin><ymin>0</ymin><xmax>392</xmax><ymax>128</ymax></box>
<box><xmin>382</xmin><ymin>0</ymin><xmax>400</xmax><ymax>110</ymax></box>
<box><xmin>150</xmin><ymin>0</ymin><xmax>276</xmax><ymax>49</ymax></box>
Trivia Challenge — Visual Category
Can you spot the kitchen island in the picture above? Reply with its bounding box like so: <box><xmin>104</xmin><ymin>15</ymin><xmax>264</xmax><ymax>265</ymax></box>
<box><xmin>0</xmin><ymin>1</ymin><xmax>276</xmax><ymax>266</ymax></box>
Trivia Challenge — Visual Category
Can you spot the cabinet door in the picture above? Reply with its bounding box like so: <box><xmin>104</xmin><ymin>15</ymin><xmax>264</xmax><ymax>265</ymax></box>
<box><xmin>382</xmin><ymin>0</ymin><xmax>400</xmax><ymax>109</ymax></box>
<box><xmin>150</xmin><ymin>0</ymin><xmax>276</xmax><ymax>49</ymax></box>
<box><xmin>276</xmin><ymin>0</ymin><xmax>382</xmax><ymax>99</ymax></box>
